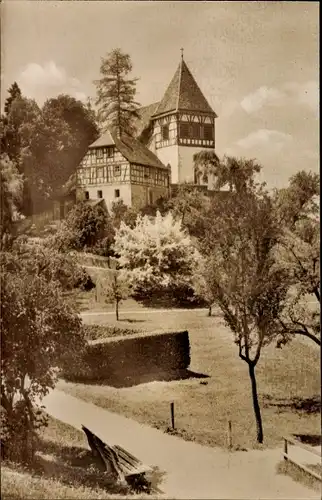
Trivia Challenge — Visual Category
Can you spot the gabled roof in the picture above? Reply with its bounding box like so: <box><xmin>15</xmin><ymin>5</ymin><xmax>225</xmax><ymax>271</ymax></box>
<box><xmin>152</xmin><ymin>58</ymin><xmax>217</xmax><ymax>117</ymax></box>
<box><xmin>135</xmin><ymin>102</ymin><xmax>160</xmax><ymax>137</ymax></box>
<box><xmin>88</xmin><ymin>129</ymin><xmax>167</xmax><ymax>170</ymax></box>
<box><xmin>88</xmin><ymin>130</ymin><xmax>114</xmax><ymax>148</ymax></box>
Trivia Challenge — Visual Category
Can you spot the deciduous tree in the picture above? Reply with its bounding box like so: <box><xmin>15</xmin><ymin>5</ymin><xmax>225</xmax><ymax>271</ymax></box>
<box><xmin>0</xmin><ymin>245</ymin><xmax>84</xmax><ymax>463</ymax></box>
<box><xmin>102</xmin><ymin>268</ymin><xmax>131</xmax><ymax>321</ymax></box>
<box><xmin>111</xmin><ymin>199</ymin><xmax>138</xmax><ymax>229</ymax></box>
<box><xmin>165</xmin><ymin>185</ymin><xmax>210</xmax><ymax>239</ymax></box>
<box><xmin>193</xmin><ymin>153</ymin><xmax>261</xmax><ymax>193</ymax></box>
<box><xmin>113</xmin><ymin>211</ymin><xmax>201</xmax><ymax>306</ymax></box>
<box><xmin>0</xmin><ymin>154</ymin><xmax>23</xmax><ymax>247</ymax></box>
<box><xmin>196</xmin><ymin>180</ymin><xmax>287</xmax><ymax>444</ymax></box>
<box><xmin>52</xmin><ymin>201</ymin><xmax>111</xmax><ymax>253</ymax></box>
<box><xmin>1</xmin><ymin>89</ymin><xmax>99</xmax><ymax>215</ymax></box>
<box><xmin>274</xmin><ymin>171</ymin><xmax>320</xmax><ymax>346</ymax></box>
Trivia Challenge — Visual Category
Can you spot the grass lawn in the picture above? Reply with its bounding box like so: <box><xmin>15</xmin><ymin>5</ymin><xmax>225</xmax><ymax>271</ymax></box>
<box><xmin>70</xmin><ymin>288</ymin><xmax>148</xmax><ymax>314</ymax></box>
<box><xmin>58</xmin><ymin>308</ymin><xmax>321</xmax><ymax>451</ymax></box>
<box><xmin>1</xmin><ymin>416</ymin><xmax>150</xmax><ymax>500</ymax></box>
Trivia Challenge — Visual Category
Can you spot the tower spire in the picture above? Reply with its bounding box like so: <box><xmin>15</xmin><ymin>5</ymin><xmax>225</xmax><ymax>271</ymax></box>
<box><xmin>180</xmin><ymin>47</ymin><xmax>184</xmax><ymax>60</ymax></box>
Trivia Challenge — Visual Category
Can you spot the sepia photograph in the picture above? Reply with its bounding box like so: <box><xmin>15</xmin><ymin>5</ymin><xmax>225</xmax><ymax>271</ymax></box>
<box><xmin>0</xmin><ymin>1</ymin><xmax>320</xmax><ymax>499</ymax></box>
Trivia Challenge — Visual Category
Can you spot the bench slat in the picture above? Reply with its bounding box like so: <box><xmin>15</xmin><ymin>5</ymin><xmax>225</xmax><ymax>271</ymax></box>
<box><xmin>82</xmin><ymin>425</ymin><xmax>151</xmax><ymax>477</ymax></box>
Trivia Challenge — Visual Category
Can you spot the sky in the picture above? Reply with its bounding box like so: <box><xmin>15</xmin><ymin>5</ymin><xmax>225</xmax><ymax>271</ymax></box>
<box><xmin>1</xmin><ymin>1</ymin><xmax>319</xmax><ymax>188</ymax></box>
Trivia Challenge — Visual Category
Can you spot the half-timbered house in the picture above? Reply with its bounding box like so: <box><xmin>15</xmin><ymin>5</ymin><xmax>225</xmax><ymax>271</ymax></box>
<box><xmin>76</xmin><ymin>130</ymin><xmax>170</xmax><ymax>211</ymax></box>
<box><xmin>76</xmin><ymin>53</ymin><xmax>218</xmax><ymax>211</ymax></box>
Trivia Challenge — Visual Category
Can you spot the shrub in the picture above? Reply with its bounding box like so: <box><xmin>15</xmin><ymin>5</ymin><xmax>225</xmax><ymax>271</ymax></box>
<box><xmin>82</xmin><ymin>324</ymin><xmax>137</xmax><ymax>341</ymax></box>
<box><xmin>52</xmin><ymin>202</ymin><xmax>113</xmax><ymax>253</ymax></box>
<box><xmin>62</xmin><ymin>330</ymin><xmax>190</xmax><ymax>383</ymax></box>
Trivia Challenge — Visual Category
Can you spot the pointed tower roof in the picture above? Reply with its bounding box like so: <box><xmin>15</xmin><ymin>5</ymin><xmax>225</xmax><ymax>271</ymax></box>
<box><xmin>152</xmin><ymin>56</ymin><xmax>217</xmax><ymax>118</ymax></box>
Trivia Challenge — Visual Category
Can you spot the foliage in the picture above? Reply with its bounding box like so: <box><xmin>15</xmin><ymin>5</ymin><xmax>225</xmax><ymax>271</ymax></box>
<box><xmin>101</xmin><ymin>268</ymin><xmax>131</xmax><ymax>320</ymax></box>
<box><xmin>273</xmin><ymin>171</ymin><xmax>320</xmax><ymax>346</ymax></box>
<box><xmin>110</xmin><ymin>199</ymin><xmax>138</xmax><ymax>229</ymax></box>
<box><xmin>166</xmin><ymin>186</ymin><xmax>211</xmax><ymax>239</ymax></box>
<box><xmin>113</xmin><ymin>211</ymin><xmax>201</xmax><ymax>306</ymax></box>
<box><xmin>16</xmin><ymin>240</ymin><xmax>95</xmax><ymax>291</ymax></box>
<box><xmin>52</xmin><ymin>202</ymin><xmax>113</xmax><ymax>253</ymax></box>
<box><xmin>139</xmin><ymin>196</ymin><xmax>168</xmax><ymax>217</ymax></box>
<box><xmin>94</xmin><ymin>49</ymin><xmax>140</xmax><ymax>136</ymax></box>
<box><xmin>41</xmin><ymin>95</ymin><xmax>99</xmax><ymax>193</ymax></box>
<box><xmin>82</xmin><ymin>324</ymin><xmax>137</xmax><ymax>341</ymax></box>
<box><xmin>1</xmin><ymin>246</ymin><xmax>84</xmax><ymax>463</ymax></box>
<box><xmin>196</xmin><ymin>175</ymin><xmax>287</xmax><ymax>443</ymax></box>
<box><xmin>0</xmin><ymin>154</ymin><xmax>24</xmax><ymax>248</ymax></box>
<box><xmin>1</xmin><ymin>87</ymin><xmax>98</xmax><ymax>215</ymax></box>
<box><xmin>193</xmin><ymin>153</ymin><xmax>261</xmax><ymax>192</ymax></box>
<box><xmin>4</xmin><ymin>81</ymin><xmax>22</xmax><ymax>116</ymax></box>
<box><xmin>63</xmin><ymin>330</ymin><xmax>190</xmax><ymax>384</ymax></box>
<box><xmin>193</xmin><ymin>149</ymin><xmax>219</xmax><ymax>185</ymax></box>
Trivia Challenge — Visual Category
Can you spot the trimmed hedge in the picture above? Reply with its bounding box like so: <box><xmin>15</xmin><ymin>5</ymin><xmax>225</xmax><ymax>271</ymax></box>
<box><xmin>82</xmin><ymin>324</ymin><xmax>137</xmax><ymax>341</ymax></box>
<box><xmin>63</xmin><ymin>330</ymin><xmax>190</xmax><ymax>383</ymax></box>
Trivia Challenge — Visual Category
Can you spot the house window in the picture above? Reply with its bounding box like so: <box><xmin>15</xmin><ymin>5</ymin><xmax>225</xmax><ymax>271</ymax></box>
<box><xmin>85</xmin><ymin>191</ymin><xmax>89</xmax><ymax>200</ymax></box>
<box><xmin>192</xmin><ymin>122</ymin><xmax>200</xmax><ymax>139</ymax></box>
<box><xmin>204</xmin><ymin>124</ymin><xmax>214</xmax><ymax>141</ymax></box>
<box><xmin>161</xmin><ymin>124</ymin><xmax>169</xmax><ymax>140</ymax></box>
<box><xmin>96</xmin><ymin>148</ymin><xmax>103</xmax><ymax>159</ymax></box>
<box><xmin>114</xmin><ymin>189</ymin><xmax>120</xmax><ymax>198</ymax></box>
<box><xmin>114</xmin><ymin>165</ymin><xmax>121</xmax><ymax>176</ymax></box>
<box><xmin>97</xmin><ymin>167</ymin><xmax>104</xmax><ymax>178</ymax></box>
<box><xmin>97</xmin><ymin>190</ymin><xmax>103</xmax><ymax>199</ymax></box>
<box><xmin>149</xmin><ymin>191</ymin><xmax>153</xmax><ymax>205</ymax></box>
<box><xmin>179</xmin><ymin>122</ymin><xmax>189</xmax><ymax>139</ymax></box>
<box><xmin>106</xmin><ymin>147</ymin><xmax>114</xmax><ymax>158</ymax></box>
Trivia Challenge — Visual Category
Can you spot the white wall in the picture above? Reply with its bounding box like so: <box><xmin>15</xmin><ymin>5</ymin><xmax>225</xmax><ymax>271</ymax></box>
<box><xmin>81</xmin><ymin>184</ymin><xmax>132</xmax><ymax>212</ymax></box>
<box><xmin>155</xmin><ymin>146</ymin><xmax>179</xmax><ymax>183</ymax></box>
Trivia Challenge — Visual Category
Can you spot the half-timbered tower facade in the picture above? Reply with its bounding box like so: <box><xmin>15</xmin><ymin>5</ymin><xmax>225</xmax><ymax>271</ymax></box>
<box><xmin>76</xmin><ymin>130</ymin><xmax>170</xmax><ymax>211</ymax></box>
<box><xmin>138</xmin><ymin>55</ymin><xmax>218</xmax><ymax>185</ymax></box>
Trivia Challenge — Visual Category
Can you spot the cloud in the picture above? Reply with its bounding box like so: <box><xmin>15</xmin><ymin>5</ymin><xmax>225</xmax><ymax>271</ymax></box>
<box><xmin>236</xmin><ymin>129</ymin><xmax>293</xmax><ymax>152</ymax></box>
<box><xmin>220</xmin><ymin>99</ymin><xmax>241</xmax><ymax>118</ymax></box>
<box><xmin>240</xmin><ymin>81</ymin><xmax>318</xmax><ymax>115</ymax></box>
<box><xmin>241</xmin><ymin>86</ymin><xmax>285</xmax><ymax>113</ymax></box>
<box><xmin>18</xmin><ymin>61</ymin><xmax>87</xmax><ymax>104</ymax></box>
<box><xmin>284</xmin><ymin>81</ymin><xmax>318</xmax><ymax>114</ymax></box>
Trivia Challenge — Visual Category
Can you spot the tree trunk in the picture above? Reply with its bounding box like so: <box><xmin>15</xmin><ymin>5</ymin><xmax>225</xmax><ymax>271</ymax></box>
<box><xmin>208</xmin><ymin>305</ymin><xmax>212</xmax><ymax>317</ymax></box>
<box><xmin>116</xmin><ymin>299</ymin><xmax>119</xmax><ymax>321</ymax></box>
<box><xmin>248</xmin><ymin>363</ymin><xmax>263</xmax><ymax>444</ymax></box>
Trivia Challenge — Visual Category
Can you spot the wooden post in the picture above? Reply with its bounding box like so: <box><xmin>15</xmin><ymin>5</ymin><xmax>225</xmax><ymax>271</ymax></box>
<box><xmin>284</xmin><ymin>438</ymin><xmax>288</xmax><ymax>461</ymax></box>
<box><xmin>228</xmin><ymin>420</ymin><xmax>232</xmax><ymax>450</ymax></box>
<box><xmin>170</xmin><ymin>402</ymin><xmax>175</xmax><ymax>430</ymax></box>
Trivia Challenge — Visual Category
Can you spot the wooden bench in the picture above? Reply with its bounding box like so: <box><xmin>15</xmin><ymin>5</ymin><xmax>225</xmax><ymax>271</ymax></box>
<box><xmin>82</xmin><ymin>425</ymin><xmax>152</xmax><ymax>490</ymax></box>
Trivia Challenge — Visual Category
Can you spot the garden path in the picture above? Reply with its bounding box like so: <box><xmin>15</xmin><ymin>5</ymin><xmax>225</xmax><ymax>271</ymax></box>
<box><xmin>42</xmin><ymin>389</ymin><xmax>320</xmax><ymax>499</ymax></box>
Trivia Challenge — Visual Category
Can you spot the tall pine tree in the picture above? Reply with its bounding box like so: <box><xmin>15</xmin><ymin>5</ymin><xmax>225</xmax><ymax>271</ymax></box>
<box><xmin>4</xmin><ymin>82</ymin><xmax>22</xmax><ymax>116</ymax></box>
<box><xmin>94</xmin><ymin>49</ymin><xmax>140</xmax><ymax>136</ymax></box>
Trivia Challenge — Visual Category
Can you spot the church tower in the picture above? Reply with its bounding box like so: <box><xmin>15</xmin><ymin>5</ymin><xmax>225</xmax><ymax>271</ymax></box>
<box><xmin>149</xmin><ymin>52</ymin><xmax>217</xmax><ymax>184</ymax></box>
